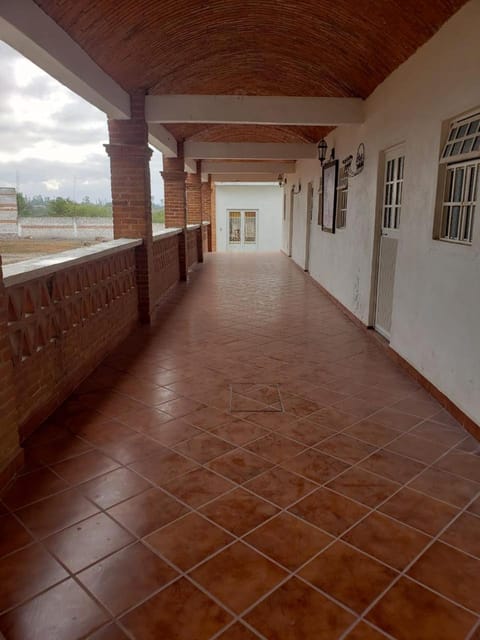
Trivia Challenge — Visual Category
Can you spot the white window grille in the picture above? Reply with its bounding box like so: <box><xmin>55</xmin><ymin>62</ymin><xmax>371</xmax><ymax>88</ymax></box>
<box><xmin>317</xmin><ymin>182</ymin><xmax>323</xmax><ymax>226</ymax></box>
<box><xmin>437</xmin><ymin>112</ymin><xmax>480</xmax><ymax>245</ymax></box>
<box><xmin>336</xmin><ymin>165</ymin><xmax>348</xmax><ymax>229</ymax></box>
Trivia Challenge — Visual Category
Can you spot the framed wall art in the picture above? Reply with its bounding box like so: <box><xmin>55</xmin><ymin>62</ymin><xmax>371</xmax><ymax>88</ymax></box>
<box><xmin>322</xmin><ymin>159</ymin><xmax>339</xmax><ymax>233</ymax></box>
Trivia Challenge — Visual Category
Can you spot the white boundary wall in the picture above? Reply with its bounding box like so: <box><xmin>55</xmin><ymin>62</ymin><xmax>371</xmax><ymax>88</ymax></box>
<box><xmin>283</xmin><ymin>0</ymin><xmax>480</xmax><ymax>424</ymax></box>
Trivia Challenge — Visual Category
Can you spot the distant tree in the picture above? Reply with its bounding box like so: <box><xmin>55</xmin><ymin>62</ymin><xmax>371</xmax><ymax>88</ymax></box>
<box><xmin>16</xmin><ymin>192</ymin><xmax>33</xmax><ymax>216</ymax></box>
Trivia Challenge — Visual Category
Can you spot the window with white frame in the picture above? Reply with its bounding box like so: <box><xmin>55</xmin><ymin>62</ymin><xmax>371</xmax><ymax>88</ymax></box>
<box><xmin>336</xmin><ymin>165</ymin><xmax>348</xmax><ymax>229</ymax></box>
<box><xmin>437</xmin><ymin>111</ymin><xmax>480</xmax><ymax>244</ymax></box>
<box><xmin>383</xmin><ymin>154</ymin><xmax>404</xmax><ymax>230</ymax></box>
<box><xmin>317</xmin><ymin>180</ymin><xmax>323</xmax><ymax>226</ymax></box>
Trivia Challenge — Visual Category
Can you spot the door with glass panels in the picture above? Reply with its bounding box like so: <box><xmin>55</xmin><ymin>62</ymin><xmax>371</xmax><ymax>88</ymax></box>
<box><xmin>227</xmin><ymin>210</ymin><xmax>257</xmax><ymax>250</ymax></box>
<box><xmin>375</xmin><ymin>145</ymin><xmax>405</xmax><ymax>340</ymax></box>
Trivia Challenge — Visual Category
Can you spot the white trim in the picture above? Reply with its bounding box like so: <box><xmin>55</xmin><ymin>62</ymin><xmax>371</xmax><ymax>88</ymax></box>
<box><xmin>185</xmin><ymin>142</ymin><xmax>317</xmax><ymax>160</ymax></box>
<box><xmin>148</xmin><ymin>124</ymin><xmax>178</xmax><ymax>158</ymax></box>
<box><xmin>203</xmin><ymin>161</ymin><xmax>295</xmax><ymax>174</ymax></box>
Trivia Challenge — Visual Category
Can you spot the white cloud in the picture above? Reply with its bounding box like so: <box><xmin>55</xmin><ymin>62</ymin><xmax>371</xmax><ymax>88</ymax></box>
<box><xmin>0</xmin><ymin>41</ymin><xmax>164</xmax><ymax>202</ymax></box>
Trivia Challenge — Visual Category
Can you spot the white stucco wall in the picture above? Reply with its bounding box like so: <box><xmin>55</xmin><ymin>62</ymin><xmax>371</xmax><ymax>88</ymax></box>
<box><xmin>215</xmin><ymin>183</ymin><xmax>283</xmax><ymax>251</ymax></box>
<box><xmin>284</xmin><ymin>0</ymin><xmax>480</xmax><ymax>424</ymax></box>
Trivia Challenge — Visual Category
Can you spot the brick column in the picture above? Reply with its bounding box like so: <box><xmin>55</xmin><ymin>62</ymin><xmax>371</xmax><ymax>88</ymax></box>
<box><xmin>186</xmin><ymin>170</ymin><xmax>202</xmax><ymax>225</ymax></box>
<box><xmin>162</xmin><ymin>147</ymin><xmax>188</xmax><ymax>280</ymax></box>
<box><xmin>0</xmin><ymin>257</ymin><xmax>23</xmax><ymax>489</ymax></box>
<box><xmin>105</xmin><ymin>92</ymin><xmax>154</xmax><ymax>322</ymax></box>
<box><xmin>201</xmin><ymin>176</ymin><xmax>214</xmax><ymax>252</ymax></box>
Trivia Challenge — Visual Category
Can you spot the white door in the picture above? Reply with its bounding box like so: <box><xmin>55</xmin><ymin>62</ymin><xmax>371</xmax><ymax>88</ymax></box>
<box><xmin>228</xmin><ymin>210</ymin><xmax>258</xmax><ymax>250</ymax></box>
<box><xmin>304</xmin><ymin>182</ymin><xmax>314</xmax><ymax>271</ymax></box>
<box><xmin>375</xmin><ymin>146</ymin><xmax>405</xmax><ymax>340</ymax></box>
<box><xmin>288</xmin><ymin>188</ymin><xmax>294</xmax><ymax>256</ymax></box>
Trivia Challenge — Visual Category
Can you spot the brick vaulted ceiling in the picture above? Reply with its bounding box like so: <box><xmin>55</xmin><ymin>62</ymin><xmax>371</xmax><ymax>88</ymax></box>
<box><xmin>35</xmin><ymin>0</ymin><xmax>467</xmax><ymax>144</ymax></box>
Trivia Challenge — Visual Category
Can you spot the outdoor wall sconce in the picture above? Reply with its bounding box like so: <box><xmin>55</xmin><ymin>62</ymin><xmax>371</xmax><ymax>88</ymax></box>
<box><xmin>317</xmin><ymin>139</ymin><xmax>328</xmax><ymax>166</ymax></box>
<box><xmin>278</xmin><ymin>174</ymin><xmax>287</xmax><ymax>187</ymax></box>
<box><xmin>291</xmin><ymin>181</ymin><xmax>301</xmax><ymax>194</ymax></box>
<box><xmin>343</xmin><ymin>143</ymin><xmax>365</xmax><ymax>177</ymax></box>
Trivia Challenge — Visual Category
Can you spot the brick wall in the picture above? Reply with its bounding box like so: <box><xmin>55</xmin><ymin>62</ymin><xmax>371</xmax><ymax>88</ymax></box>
<box><xmin>5</xmin><ymin>247</ymin><xmax>139</xmax><ymax>441</ymax></box>
<box><xmin>152</xmin><ymin>232</ymin><xmax>181</xmax><ymax>305</ymax></box>
<box><xmin>0</xmin><ymin>256</ymin><xmax>22</xmax><ymax>489</ymax></box>
<box><xmin>162</xmin><ymin>156</ymin><xmax>187</xmax><ymax>229</ymax></box>
<box><xmin>187</xmin><ymin>227</ymin><xmax>199</xmax><ymax>267</ymax></box>
<box><xmin>186</xmin><ymin>171</ymin><xmax>202</xmax><ymax>224</ymax></box>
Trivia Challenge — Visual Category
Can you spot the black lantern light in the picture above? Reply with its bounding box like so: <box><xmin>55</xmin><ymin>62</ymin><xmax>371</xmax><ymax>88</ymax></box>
<box><xmin>317</xmin><ymin>139</ymin><xmax>328</xmax><ymax>166</ymax></box>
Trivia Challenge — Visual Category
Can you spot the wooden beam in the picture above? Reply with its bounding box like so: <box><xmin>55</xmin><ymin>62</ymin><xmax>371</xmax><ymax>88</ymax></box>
<box><xmin>146</xmin><ymin>95</ymin><xmax>364</xmax><ymax>125</ymax></box>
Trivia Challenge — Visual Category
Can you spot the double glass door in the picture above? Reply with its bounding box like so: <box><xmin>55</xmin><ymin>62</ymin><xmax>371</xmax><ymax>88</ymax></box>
<box><xmin>228</xmin><ymin>210</ymin><xmax>257</xmax><ymax>249</ymax></box>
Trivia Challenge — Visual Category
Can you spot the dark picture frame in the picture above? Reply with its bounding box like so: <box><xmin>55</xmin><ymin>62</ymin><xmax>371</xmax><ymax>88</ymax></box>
<box><xmin>322</xmin><ymin>159</ymin><xmax>339</xmax><ymax>233</ymax></box>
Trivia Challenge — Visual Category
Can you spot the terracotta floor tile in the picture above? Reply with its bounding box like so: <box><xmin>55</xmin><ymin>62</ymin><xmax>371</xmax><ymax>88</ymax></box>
<box><xmin>26</xmin><ymin>434</ymin><xmax>93</xmax><ymax>466</ymax></box>
<box><xmin>147</xmin><ymin>419</ymin><xmax>203</xmax><ymax>446</ymax></box>
<box><xmin>408</xmin><ymin>541</ymin><xmax>480</xmax><ymax>612</ymax></box>
<box><xmin>78</xmin><ymin>541</ymin><xmax>177</xmax><ymax>614</ymax></box>
<box><xmin>88</xmin><ymin>624</ymin><xmax>128</xmax><ymax>640</ymax></box>
<box><xmin>282</xmin><ymin>449</ymin><xmax>349</xmax><ymax>484</ymax></box>
<box><xmin>245</xmin><ymin>512</ymin><xmax>331</xmax><ymax>570</ymax></box>
<box><xmin>345</xmin><ymin>419</ymin><xmax>400</xmax><ymax>447</ymax></box>
<box><xmin>184</xmin><ymin>406</ymin><xmax>231</xmax><ymax>430</ymax></box>
<box><xmin>117</xmin><ymin>406</ymin><xmax>173</xmax><ymax>432</ymax></box>
<box><xmin>290</xmin><ymin>487</ymin><xmax>369</xmax><ymax>536</ymax></box>
<box><xmin>276</xmin><ymin>418</ymin><xmax>334</xmax><ymax>446</ymax></box>
<box><xmin>212</xmin><ymin>419</ymin><xmax>268</xmax><ymax>445</ymax></box>
<box><xmin>76</xmin><ymin>420</ymin><xmax>135</xmax><ymax>447</ymax></box>
<box><xmin>468</xmin><ymin>495</ymin><xmax>480</xmax><ymax>516</ymax></box>
<box><xmin>367</xmin><ymin>408</ymin><xmax>421</xmax><ymax>431</ymax></box>
<box><xmin>390</xmin><ymin>396</ymin><xmax>440</xmax><ymax>419</ymax></box>
<box><xmin>88</xmin><ymin>624</ymin><xmax>130</xmax><ymax>639</ymax></box>
<box><xmin>163</xmin><ymin>467</ymin><xmax>234</xmax><ymax>508</ymax></box>
<box><xmin>145</xmin><ymin>512</ymin><xmax>233</xmax><ymax>570</ymax></box>
<box><xmin>307</xmin><ymin>406</ymin><xmax>358</xmax><ymax>431</ymax></box>
<box><xmin>245</xmin><ymin>433</ymin><xmax>306</xmax><ymax>463</ymax></box>
<box><xmin>45</xmin><ymin>512</ymin><xmax>134</xmax><ymax>573</ymax></box>
<box><xmin>16</xmin><ymin>488</ymin><xmax>99</xmax><ymax>538</ymax></box>
<box><xmin>200</xmin><ymin>488</ymin><xmax>278</xmax><ymax>536</ymax></box>
<box><xmin>245</xmin><ymin>577</ymin><xmax>355</xmax><ymax>639</ymax></box>
<box><xmin>0</xmin><ymin>543</ymin><xmax>68</xmax><ymax>612</ymax></box>
<box><xmin>99</xmin><ymin>434</ymin><xmax>169</xmax><ymax>464</ymax></box>
<box><xmin>359</xmin><ymin>449</ymin><xmax>426</xmax><ymax>484</ymax></box>
<box><xmin>244</xmin><ymin>466</ymin><xmax>317</xmax><ymax>508</ymax></box>
<box><xmin>367</xmin><ymin>577</ymin><xmax>476</xmax><ymax>640</ymax></box>
<box><xmin>434</xmin><ymin>450</ymin><xmax>480</xmax><ymax>483</ymax></box>
<box><xmin>247</xmin><ymin>411</ymin><xmax>300</xmax><ymax>431</ymax></box>
<box><xmin>385</xmin><ymin>432</ymin><xmax>450</xmax><ymax>464</ymax></box>
<box><xmin>130</xmin><ymin>450</ymin><xmax>199</xmax><ymax>486</ymax></box>
<box><xmin>411</xmin><ymin>420</ymin><xmax>467</xmax><ymax>447</ymax></box>
<box><xmin>409</xmin><ymin>467</ymin><xmax>480</xmax><ymax>508</ymax></box>
<box><xmin>108</xmin><ymin>488</ymin><xmax>189</xmax><ymax>537</ymax></box>
<box><xmin>333</xmin><ymin>397</ymin><xmax>381</xmax><ymax>419</ymax></box>
<box><xmin>175</xmin><ymin>432</ymin><xmax>235</xmax><ymax>463</ymax></box>
<box><xmin>378</xmin><ymin>487</ymin><xmax>458</xmax><ymax>536</ymax></box>
<box><xmin>52</xmin><ymin>450</ymin><xmax>120</xmax><ymax>485</ymax></box>
<box><xmin>217</xmin><ymin>622</ymin><xmax>259</xmax><ymax>639</ymax></box>
<box><xmin>344</xmin><ymin>622</ymin><xmax>390</xmax><ymax>639</ymax></box>
<box><xmin>440</xmin><ymin>511</ymin><xmax>480</xmax><ymax>558</ymax></box>
<box><xmin>157</xmin><ymin>397</ymin><xmax>205</xmax><ymax>419</ymax></box>
<box><xmin>0</xmin><ymin>578</ymin><xmax>108</xmax><ymax>640</ymax></box>
<box><xmin>280</xmin><ymin>393</ymin><xmax>322</xmax><ymax>417</ymax></box>
<box><xmin>299</xmin><ymin>541</ymin><xmax>397</xmax><ymax>613</ymax></box>
<box><xmin>315</xmin><ymin>433</ymin><xmax>376</xmax><ymax>464</ymax></box>
<box><xmin>326</xmin><ymin>467</ymin><xmax>400</xmax><ymax>508</ymax></box>
<box><xmin>2</xmin><ymin>468</ymin><xmax>68</xmax><ymax>510</ymax></box>
<box><xmin>343</xmin><ymin>511</ymin><xmax>430</xmax><ymax>570</ymax></box>
<box><xmin>207</xmin><ymin>449</ymin><xmax>273</xmax><ymax>484</ymax></box>
<box><xmin>191</xmin><ymin>541</ymin><xmax>286</xmax><ymax>614</ymax></box>
<box><xmin>78</xmin><ymin>467</ymin><xmax>151</xmax><ymax>510</ymax></box>
<box><xmin>120</xmin><ymin>577</ymin><xmax>231</xmax><ymax>640</ymax></box>
<box><xmin>0</xmin><ymin>515</ymin><xmax>33</xmax><ymax>558</ymax></box>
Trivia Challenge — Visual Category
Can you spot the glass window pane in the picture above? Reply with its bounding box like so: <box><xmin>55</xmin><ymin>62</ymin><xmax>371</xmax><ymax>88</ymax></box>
<box><xmin>443</xmin><ymin>144</ymin><xmax>452</xmax><ymax>158</ymax></box>
<box><xmin>467</xmin><ymin>120</ymin><xmax>479</xmax><ymax>135</ymax></box>
<box><xmin>229</xmin><ymin>212</ymin><xmax>241</xmax><ymax>243</ymax></box>
<box><xmin>452</xmin><ymin>141</ymin><xmax>463</xmax><ymax>155</ymax></box>
<box><xmin>444</xmin><ymin>169</ymin><xmax>454</xmax><ymax>202</ymax></box>
<box><xmin>244</xmin><ymin>212</ymin><xmax>256</xmax><ymax>243</ymax></box>
<box><xmin>462</xmin><ymin>138</ymin><xmax>474</xmax><ymax>153</ymax></box>
<box><xmin>450</xmin><ymin>206</ymin><xmax>460</xmax><ymax>239</ymax></box>
<box><xmin>453</xmin><ymin>168</ymin><xmax>464</xmax><ymax>202</ymax></box>
<box><xmin>448</xmin><ymin>127</ymin><xmax>458</xmax><ymax>142</ymax></box>
<box><xmin>442</xmin><ymin>206</ymin><xmax>450</xmax><ymax>237</ymax></box>
<box><xmin>473</xmin><ymin>136</ymin><xmax>480</xmax><ymax>151</ymax></box>
<box><xmin>397</xmin><ymin>156</ymin><xmax>405</xmax><ymax>180</ymax></box>
<box><xmin>463</xmin><ymin>206</ymin><xmax>471</xmax><ymax>241</ymax></box>
<box><xmin>456</xmin><ymin>124</ymin><xmax>469</xmax><ymax>138</ymax></box>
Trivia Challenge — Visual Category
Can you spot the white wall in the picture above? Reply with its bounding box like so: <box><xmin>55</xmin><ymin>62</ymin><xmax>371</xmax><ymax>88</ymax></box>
<box><xmin>215</xmin><ymin>183</ymin><xmax>283</xmax><ymax>251</ymax></box>
<box><xmin>284</xmin><ymin>0</ymin><xmax>480</xmax><ymax>424</ymax></box>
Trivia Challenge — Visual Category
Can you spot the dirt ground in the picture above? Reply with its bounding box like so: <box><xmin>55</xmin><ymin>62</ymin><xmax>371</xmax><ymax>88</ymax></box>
<box><xmin>0</xmin><ymin>237</ymin><xmax>96</xmax><ymax>265</ymax></box>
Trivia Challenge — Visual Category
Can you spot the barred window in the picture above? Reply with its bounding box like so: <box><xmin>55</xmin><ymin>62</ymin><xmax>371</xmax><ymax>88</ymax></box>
<box><xmin>336</xmin><ymin>165</ymin><xmax>348</xmax><ymax>229</ymax></box>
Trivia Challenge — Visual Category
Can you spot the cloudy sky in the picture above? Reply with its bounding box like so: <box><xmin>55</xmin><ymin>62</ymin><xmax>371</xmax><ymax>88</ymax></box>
<box><xmin>0</xmin><ymin>41</ymin><xmax>164</xmax><ymax>203</ymax></box>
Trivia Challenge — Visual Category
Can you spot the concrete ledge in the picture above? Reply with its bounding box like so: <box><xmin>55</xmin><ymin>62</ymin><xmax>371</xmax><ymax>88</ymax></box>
<box><xmin>2</xmin><ymin>238</ymin><xmax>142</xmax><ymax>287</ymax></box>
<box><xmin>187</xmin><ymin>224</ymin><xmax>201</xmax><ymax>230</ymax></box>
<box><xmin>152</xmin><ymin>228</ymin><xmax>182</xmax><ymax>241</ymax></box>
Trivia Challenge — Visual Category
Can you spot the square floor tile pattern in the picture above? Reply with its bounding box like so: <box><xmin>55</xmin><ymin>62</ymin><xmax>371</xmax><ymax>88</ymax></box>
<box><xmin>2</xmin><ymin>253</ymin><xmax>479</xmax><ymax>640</ymax></box>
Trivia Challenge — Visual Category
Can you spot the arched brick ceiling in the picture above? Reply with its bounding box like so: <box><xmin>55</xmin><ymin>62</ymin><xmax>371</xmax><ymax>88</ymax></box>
<box><xmin>167</xmin><ymin>124</ymin><xmax>332</xmax><ymax>143</ymax></box>
<box><xmin>34</xmin><ymin>0</ymin><xmax>467</xmax><ymax>143</ymax></box>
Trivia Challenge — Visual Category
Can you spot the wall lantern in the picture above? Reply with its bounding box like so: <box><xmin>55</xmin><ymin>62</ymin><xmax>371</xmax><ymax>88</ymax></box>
<box><xmin>343</xmin><ymin>143</ymin><xmax>365</xmax><ymax>177</ymax></box>
<box><xmin>278</xmin><ymin>174</ymin><xmax>287</xmax><ymax>187</ymax></box>
<box><xmin>291</xmin><ymin>181</ymin><xmax>301</xmax><ymax>195</ymax></box>
<box><xmin>317</xmin><ymin>139</ymin><xmax>328</xmax><ymax>166</ymax></box>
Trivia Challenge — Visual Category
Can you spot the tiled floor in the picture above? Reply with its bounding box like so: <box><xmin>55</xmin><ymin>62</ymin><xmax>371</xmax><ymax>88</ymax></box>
<box><xmin>1</xmin><ymin>252</ymin><xmax>480</xmax><ymax>640</ymax></box>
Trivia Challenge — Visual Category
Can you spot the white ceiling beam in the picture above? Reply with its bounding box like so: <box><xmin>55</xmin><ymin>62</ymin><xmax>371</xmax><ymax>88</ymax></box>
<box><xmin>212</xmin><ymin>173</ymin><xmax>280</xmax><ymax>182</ymax></box>
<box><xmin>146</xmin><ymin>95</ymin><xmax>364</xmax><ymax>125</ymax></box>
<box><xmin>202</xmin><ymin>161</ymin><xmax>295</xmax><ymax>174</ymax></box>
<box><xmin>185</xmin><ymin>142</ymin><xmax>317</xmax><ymax>160</ymax></box>
<box><xmin>0</xmin><ymin>0</ymin><xmax>130</xmax><ymax>119</ymax></box>
<box><xmin>184</xmin><ymin>159</ymin><xmax>197</xmax><ymax>173</ymax></box>
<box><xmin>148</xmin><ymin>124</ymin><xmax>178</xmax><ymax>158</ymax></box>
